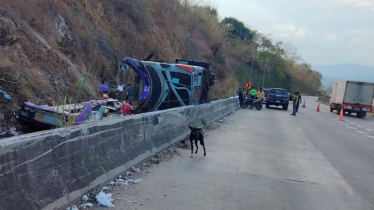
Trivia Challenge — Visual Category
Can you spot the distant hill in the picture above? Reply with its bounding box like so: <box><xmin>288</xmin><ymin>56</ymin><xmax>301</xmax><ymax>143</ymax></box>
<box><xmin>314</xmin><ymin>64</ymin><xmax>374</xmax><ymax>88</ymax></box>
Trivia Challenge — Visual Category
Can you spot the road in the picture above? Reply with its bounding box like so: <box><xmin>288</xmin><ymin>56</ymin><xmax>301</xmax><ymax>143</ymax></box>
<box><xmin>92</xmin><ymin>96</ymin><xmax>374</xmax><ymax>210</ymax></box>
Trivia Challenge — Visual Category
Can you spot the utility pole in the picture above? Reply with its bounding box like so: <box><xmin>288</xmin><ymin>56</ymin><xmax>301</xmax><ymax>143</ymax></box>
<box><xmin>250</xmin><ymin>52</ymin><xmax>254</xmax><ymax>83</ymax></box>
<box><xmin>262</xmin><ymin>60</ymin><xmax>266</xmax><ymax>88</ymax></box>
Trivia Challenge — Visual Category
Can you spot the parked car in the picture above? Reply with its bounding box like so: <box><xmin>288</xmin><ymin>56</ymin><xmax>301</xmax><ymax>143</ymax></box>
<box><xmin>266</xmin><ymin>88</ymin><xmax>289</xmax><ymax>110</ymax></box>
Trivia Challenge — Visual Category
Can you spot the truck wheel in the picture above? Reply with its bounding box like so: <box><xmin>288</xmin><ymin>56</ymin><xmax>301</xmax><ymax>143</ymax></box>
<box><xmin>283</xmin><ymin>105</ymin><xmax>288</xmax><ymax>111</ymax></box>
<box><xmin>336</xmin><ymin>108</ymin><xmax>341</xmax><ymax>115</ymax></box>
<box><xmin>357</xmin><ymin>112</ymin><xmax>366</xmax><ymax>118</ymax></box>
<box><xmin>266</xmin><ymin>103</ymin><xmax>269</xmax><ymax>109</ymax></box>
<box><xmin>330</xmin><ymin>107</ymin><xmax>333</xmax><ymax>112</ymax></box>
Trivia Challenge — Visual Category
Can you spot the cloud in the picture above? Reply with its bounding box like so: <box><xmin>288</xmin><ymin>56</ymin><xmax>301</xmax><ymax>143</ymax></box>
<box><xmin>295</xmin><ymin>27</ymin><xmax>308</xmax><ymax>38</ymax></box>
<box><xmin>272</xmin><ymin>24</ymin><xmax>296</xmax><ymax>32</ymax></box>
<box><xmin>326</xmin><ymin>34</ymin><xmax>338</xmax><ymax>41</ymax></box>
<box><xmin>343</xmin><ymin>0</ymin><xmax>374</xmax><ymax>9</ymax></box>
<box><xmin>347</xmin><ymin>28</ymin><xmax>374</xmax><ymax>43</ymax></box>
<box><xmin>270</xmin><ymin>25</ymin><xmax>308</xmax><ymax>38</ymax></box>
<box><xmin>348</xmin><ymin>28</ymin><xmax>374</xmax><ymax>36</ymax></box>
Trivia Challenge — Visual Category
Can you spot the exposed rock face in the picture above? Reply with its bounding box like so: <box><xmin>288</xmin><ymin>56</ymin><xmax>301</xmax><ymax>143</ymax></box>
<box><xmin>55</xmin><ymin>14</ymin><xmax>72</xmax><ymax>43</ymax></box>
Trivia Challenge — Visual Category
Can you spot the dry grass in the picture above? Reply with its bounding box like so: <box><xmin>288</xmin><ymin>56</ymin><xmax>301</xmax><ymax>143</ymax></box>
<box><xmin>0</xmin><ymin>0</ymin><xmax>242</xmax><ymax>108</ymax></box>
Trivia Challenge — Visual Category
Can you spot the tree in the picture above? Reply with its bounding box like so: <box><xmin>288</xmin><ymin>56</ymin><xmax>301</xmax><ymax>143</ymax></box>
<box><xmin>222</xmin><ymin>17</ymin><xmax>254</xmax><ymax>42</ymax></box>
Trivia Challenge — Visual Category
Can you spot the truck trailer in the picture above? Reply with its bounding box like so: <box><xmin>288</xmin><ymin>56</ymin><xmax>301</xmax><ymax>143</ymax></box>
<box><xmin>330</xmin><ymin>81</ymin><xmax>374</xmax><ymax>118</ymax></box>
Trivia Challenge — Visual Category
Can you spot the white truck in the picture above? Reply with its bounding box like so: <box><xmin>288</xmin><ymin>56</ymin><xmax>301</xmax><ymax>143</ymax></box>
<box><xmin>330</xmin><ymin>81</ymin><xmax>374</xmax><ymax>118</ymax></box>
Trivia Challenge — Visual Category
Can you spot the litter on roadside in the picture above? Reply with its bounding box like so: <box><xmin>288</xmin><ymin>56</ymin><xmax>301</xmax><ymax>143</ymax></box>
<box><xmin>150</xmin><ymin>157</ymin><xmax>160</xmax><ymax>164</ymax></box>
<box><xmin>81</xmin><ymin>195</ymin><xmax>89</xmax><ymax>201</ymax></box>
<box><xmin>102</xmin><ymin>186</ymin><xmax>111</xmax><ymax>191</ymax></box>
<box><xmin>96</xmin><ymin>191</ymin><xmax>115</xmax><ymax>207</ymax></box>
<box><xmin>80</xmin><ymin>203</ymin><xmax>94</xmax><ymax>209</ymax></box>
<box><xmin>114</xmin><ymin>178</ymin><xmax>129</xmax><ymax>186</ymax></box>
<box><xmin>0</xmin><ymin>88</ymin><xmax>11</xmax><ymax>100</ymax></box>
<box><xmin>142</xmin><ymin>163</ymin><xmax>150</xmax><ymax>167</ymax></box>
<box><xmin>128</xmin><ymin>178</ymin><xmax>141</xmax><ymax>184</ymax></box>
<box><xmin>0</xmin><ymin>130</ymin><xmax>19</xmax><ymax>139</ymax></box>
<box><xmin>131</xmin><ymin>166</ymin><xmax>141</xmax><ymax>173</ymax></box>
<box><xmin>66</xmin><ymin>206</ymin><xmax>78</xmax><ymax>210</ymax></box>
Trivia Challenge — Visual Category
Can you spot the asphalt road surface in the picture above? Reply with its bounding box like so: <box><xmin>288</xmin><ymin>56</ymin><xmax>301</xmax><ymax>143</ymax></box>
<box><xmin>92</xmin><ymin>96</ymin><xmax>374</xmax><ymax>210</ymax></box>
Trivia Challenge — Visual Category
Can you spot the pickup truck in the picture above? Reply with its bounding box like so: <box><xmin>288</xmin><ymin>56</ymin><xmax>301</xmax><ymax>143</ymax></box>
<box><xmin>266</xmin><ymin>88</ymin><xmax>289</xmax><ymax>110</ymax></box>
<box><xmin>330</xmin><ymin>81</ymin><xmax>374</xmax><ymax>118</ymax></box>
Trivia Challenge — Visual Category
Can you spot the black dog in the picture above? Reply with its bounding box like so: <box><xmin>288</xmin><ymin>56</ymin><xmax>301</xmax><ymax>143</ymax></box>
<box><xmin>189</xmin><ymin>126</ymin><xmax>206</xmax><ymax>157</ymax></box>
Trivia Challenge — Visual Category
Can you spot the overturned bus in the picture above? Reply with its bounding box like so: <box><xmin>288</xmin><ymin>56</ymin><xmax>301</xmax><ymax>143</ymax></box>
<box><xmin>122</xmin><ymin>57</ymin><xmax>215</xmax><ymax>113</ymax></box>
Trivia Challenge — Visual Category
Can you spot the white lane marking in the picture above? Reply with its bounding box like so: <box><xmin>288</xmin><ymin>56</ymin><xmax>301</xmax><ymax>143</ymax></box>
<box><xmin>356</xmin><ymin>131</ymin><xmax>368</xmax><ymax>135</ymax></box>
<box><xmin>347</xmin><ymin>127</ymin><xmax>357</xmax><ymax>129</ymax></box>
<box><xmin>365</xmin><ymin>135</ymin><xmax>374</xmax><ymax>139</ymax></box>
<box><xmin>357</xmin><ymin>125</ymin><xmax>363</xmax><ymax>128</ymax></box>
<box><xmin>366</xmin><ymin>128</ymin><xmax>374</xmax><ymax>132</ymax></box>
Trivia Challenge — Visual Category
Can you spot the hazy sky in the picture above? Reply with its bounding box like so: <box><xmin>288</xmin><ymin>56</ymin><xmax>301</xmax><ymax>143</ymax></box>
<box><xmin>211</xmin><ymin>0</ymin><xmax>374</xmax><ymax>67</ymax></box>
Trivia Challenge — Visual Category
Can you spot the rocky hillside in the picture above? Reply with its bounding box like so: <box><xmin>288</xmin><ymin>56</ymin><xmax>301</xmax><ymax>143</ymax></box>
<box><xmin>0</xmin><ymin>0</ymin><xmax>322</xmax><ymax>134</ymax></box>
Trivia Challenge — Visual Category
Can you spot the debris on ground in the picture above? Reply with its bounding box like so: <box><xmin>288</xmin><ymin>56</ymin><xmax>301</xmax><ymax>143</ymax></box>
<box><xmin>102</xmin><ymin>186</ymin><xmax>111</xmax><ymax>191</ymax></box>
<box><xmin>12</xmin><ymin>98</ymin><xmax>134</xmax><ymax>138</ymax></box>
<box><xmin>120</xmin><ymin>103</ymin><xmax>133</xmax><ymax>115</ymax></box>
<box><xmin>0</xmin><ymin>127</ymin><xmax>20</xmax><ymax>139</ymax></box>
<box><xmin>113</xmin><ymin>178</ymin><xmax>129</xmax><ymax>186</ymax></box>
<box><xmin>142</xmin><ymin>163</ymin><xmax>150</xmax><ymax>167</ymax></box>
<box><xmin>82</xmin><ymin>195</ymin><xmax>89</xmax><ymax>201</ymax></box>
<box><xmin>0</xmin><ymin>88</ymin><xmax>12</xmax><ymax>100</ymax></box>
<box><xmin>95</xmin><ymin>191</ymin><xmax>115</xmax><ymax>207</ymax></box>
<box><xmin>150</xmin><ymin>157</ymin><xmax>160</xmax><ymax>164</ymax></box>
<box><xmin>81</xmin><ymin>203</ymin><xmax>94</xmax><ymax>209</ymax></box>
<box><xmin>131</xmin><ymin>166</ymin><xmax>141</xmax><ymax>173</ymax></box>
<box><xmin>66</xmin><ymin>205</ymin><xmax>78</xmax><ymax>210</ymax></box>
<box><xmin>128</xmin><ymin>178</ymin><xmax>141</xmax><ymax>184</ymax></box>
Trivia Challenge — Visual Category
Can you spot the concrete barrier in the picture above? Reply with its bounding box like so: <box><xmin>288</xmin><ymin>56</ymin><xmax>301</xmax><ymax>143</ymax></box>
<box><xmin>0</xmin><ymin>98</ymin><xmax>238</xmax><ymax>210</ymax></box>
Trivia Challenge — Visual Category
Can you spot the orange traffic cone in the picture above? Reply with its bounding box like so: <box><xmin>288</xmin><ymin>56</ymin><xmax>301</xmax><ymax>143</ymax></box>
<box><xmin>302</xmin><ymin>100</ymin><xmax>306</xmax><ymax>108</ymax></box>
<box><xmin>339</xmin><ymin>108</ymin><xmax>344</xmax><ymax>121</ymax></box>
<box><xmin>316</xmin><ymin>103</ymin><xmax>320</xmax><ymax>112</ymax></box>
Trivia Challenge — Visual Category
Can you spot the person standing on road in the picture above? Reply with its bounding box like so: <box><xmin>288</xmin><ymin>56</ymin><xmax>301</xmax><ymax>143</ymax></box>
<box><xmin>256</xmin><ymin>88</ymin><xmax>264</xmax><ymax>101</ymax></box>
<box><xmin>296</xmin><ymin>93</ymin><xmax>302</xmax><ymax>112</ymax></box>
<box><xmin>250</xmin><ymin>87</ymin><xmax>257</xmax><ymax>99</ymax></box>
<box><xmin>238</xmin><ymin>87</ymin><xmax>244</xmax><ymax>107</ymax></box>
<box><xmin>291</xmin><ymin>92</ymin><xmax>300</xmax><ymax>116</ymax></box>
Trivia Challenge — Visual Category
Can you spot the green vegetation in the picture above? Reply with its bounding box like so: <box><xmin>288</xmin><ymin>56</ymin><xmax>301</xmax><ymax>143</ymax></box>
<box><xmin>220</xmin><ymin>16</ymin><xmax>322</xmax><ymax>94</ymax></box>
<box><xmin>53</xmin><ymin>78</ymin><xmax>85</xmax><ymax>128</ymax></box>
